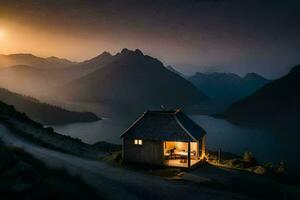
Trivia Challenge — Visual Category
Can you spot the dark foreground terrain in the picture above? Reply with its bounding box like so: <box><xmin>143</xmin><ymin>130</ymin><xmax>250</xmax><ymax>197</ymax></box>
<box><xmin>0</xmin><ymin>140</ymin><xmax>100</xmax><ymax>200</ymax></box>
<box><xmin>1</xmin><ymin>124</ymin><xmax>299</xmax><ymax>200</ymax></box>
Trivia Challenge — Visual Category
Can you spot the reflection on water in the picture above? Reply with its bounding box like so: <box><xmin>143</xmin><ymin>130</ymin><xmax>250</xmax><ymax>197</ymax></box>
<box><xmin>52</xmin><ymin>115</ymin><xmax>300</xmax><ymax>177</ymax></box>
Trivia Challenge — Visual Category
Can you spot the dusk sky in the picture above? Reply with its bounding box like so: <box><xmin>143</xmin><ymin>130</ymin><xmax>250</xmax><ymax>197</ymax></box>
<box><xmin>0</xmin><ymin>0</ymin><xmax>300</xmax><ymax>78</ymax></box>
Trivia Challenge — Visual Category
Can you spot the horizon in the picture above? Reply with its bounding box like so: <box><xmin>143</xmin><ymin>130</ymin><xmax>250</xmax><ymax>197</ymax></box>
<box><xmin>0</xmin><ymin>1</ymin><xmax>300</xmax><ymax>199</ymax></box>
<box><xmin>1</xmin><ymin>0</ymin><xmax>300</xmax><ymax>79</ymax></box>
<box><xmin>1</xmin><ymin>48</ymin><xmax>294</xmax><ymax>79</ymax></box>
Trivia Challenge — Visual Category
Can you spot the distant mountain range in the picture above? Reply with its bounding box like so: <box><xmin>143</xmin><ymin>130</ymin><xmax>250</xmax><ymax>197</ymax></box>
<box><xmin>0</xmin><ymin>88</ymin><xmax>100</xmax><ymax>124</ymax></box>
<box><xmin>218</xmin><ymin>65</ymin><xmax>300</xmax><ymax>131</ymax></box>
<box><xmin>0</xmin><ymin>49</ymin><xmax>278</xmax><ymax>117</ymax></box>
<box><xmin>0</xmin><ymin>54</ymin><xmax>101</xmax><ymax>96</ymax></box>
<box><xmin>54</xmin><ymin>48</ymin><xmax>208</xmax><ymax>113</ymax></box>
<box><xmin>0</xmin><ymin>53</ymin><xmax>75</xmax><ymax>69</ymax></box>
<box><xmin>188</xmin><ymin>72</ymin><xmax>270</xmax><ymax>105</ymax></box>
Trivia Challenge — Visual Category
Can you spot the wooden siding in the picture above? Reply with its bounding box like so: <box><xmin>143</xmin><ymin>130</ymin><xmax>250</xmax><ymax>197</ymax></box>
<box><xmin>123</xmin><ymin>138</ymin><xmax>163</xmax><ymax>165</ymax></box>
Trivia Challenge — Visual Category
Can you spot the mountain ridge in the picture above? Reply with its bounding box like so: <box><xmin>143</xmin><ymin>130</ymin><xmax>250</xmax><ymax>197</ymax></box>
<box><xmin>188</xmin><ymin>72</ymin><xmax>270</xmax><ymax>104</ymax></box>
<box><xmin>0</xmin><ymin>88</ymin><xmax>100</xmax><ymax>124</ymax></box>
<box><xmin>218</xmin><ymin>64</ymin><xmax>300</xmax><ymax>131</ymax></box>
<box><xmin>54</xmin><ymin>48</ymin><xmax>208</xmax><ymax>114</ymax></box>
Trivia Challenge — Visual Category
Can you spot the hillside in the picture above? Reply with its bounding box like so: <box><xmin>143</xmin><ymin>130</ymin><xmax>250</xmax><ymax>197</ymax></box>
<box><xmin>0</xmin><ymin>53</ymin><xmax>75</xmax><ymax>69</ymax></box>
<box><xmin>0</xmin><ymin>88</ymin><xmax>100</xmax><ymax>124</ymax></box>
<box><xmin>0</xmin><ymin>99</ymin><xmax>104</xmax><ymax>158</ymax></box>
<box><xmin>218</xmin><ymin>65</ymin><xmax>300</xmax><ymax>130</ymax></box>
<box><xmin>0</xmin><ymin>142</ymin><xmax>99</xmax><ymax>200</ymax></box>
<box><xmin>56</xmin><ymin>49</ymin><xmax>208</xmax><ymax>113</ymax></box>
<box><xmin>188</xmin><ymin>72</ymin><xmax>270</xmax><ymax>104</ymax></box>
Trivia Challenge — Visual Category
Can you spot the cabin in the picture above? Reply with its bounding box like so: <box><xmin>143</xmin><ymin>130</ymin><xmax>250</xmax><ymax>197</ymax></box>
<box><xmin>120</xmin><ymin>109</ymin><xmax>207</xmax><ymax>168</ymax></box>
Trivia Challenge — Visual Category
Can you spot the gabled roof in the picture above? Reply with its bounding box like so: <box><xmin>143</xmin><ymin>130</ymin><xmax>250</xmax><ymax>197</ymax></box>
<box><xmin>120</xmin><ymin>110</ymin><xmax>206</xmax><ymax>142</ymax></box>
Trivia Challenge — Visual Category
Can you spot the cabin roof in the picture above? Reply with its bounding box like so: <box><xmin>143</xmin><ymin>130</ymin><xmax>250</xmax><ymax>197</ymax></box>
<box><xmin>120</xmin><ymin>110</ymin><xmax>206</xmax><ymax>142</ymax></box>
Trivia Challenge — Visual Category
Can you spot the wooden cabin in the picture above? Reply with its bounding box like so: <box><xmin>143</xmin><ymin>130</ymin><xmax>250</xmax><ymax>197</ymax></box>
<box><xmin>120</xmin><ymin>110</ymin><xmax>207</xmax><ymax>168</ymax></box>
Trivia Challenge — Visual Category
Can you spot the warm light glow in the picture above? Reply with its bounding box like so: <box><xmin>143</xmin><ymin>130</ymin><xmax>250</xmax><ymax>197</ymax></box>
<box><xmin>0</xmin><ymin>30</ymin><xmax>4</xmax><ymax>39</ymax></box>
<box><xmin>134</xmin><ymin>139</ymin><xmax>143</xmax><ymax>145</ymax></box>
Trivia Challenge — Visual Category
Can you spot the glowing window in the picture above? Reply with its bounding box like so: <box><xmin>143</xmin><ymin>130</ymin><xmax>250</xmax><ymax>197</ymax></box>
<box><xmin>134</xmin><ymin>139</ymin><xmax>143</xmax><ymax>145</ymax></box>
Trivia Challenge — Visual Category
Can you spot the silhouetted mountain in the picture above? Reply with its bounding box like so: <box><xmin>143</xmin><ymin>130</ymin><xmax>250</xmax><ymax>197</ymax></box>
<box><xmin>218</xmin><ymin>65</ymin><xmax>300</xmax><ymax>130</ymax></box>
<box><xmin>0</xmin><ymin>88</ymin><xmax>100</xmax><ymax>124</ymax></box>
<box><xmin>0</xmin><ymin>53</ymin><xmax>75</xmax><ymax>69</ymax></box>
<box><xmin>188</xmin><ymin>72</ymin><xmax>270</xmax><ymax>104</ymax></box>
<box><xmin>0</xmin><ymin>65</ymin><xmax>79</xmax><ymax>96</ymax></box>
<box><xmin>166</xmin><ymin>65</ymin><xmax>182</xmax><ymax>75</ymax></box>
<box><xmin>0</xmin><ymin>53</ymin><xmax>115</xmax><ymax>97</ymax></box>
<box><xmin>46</xmin><ymin>56</ymin><xmax>76</xmax><ymax>66</ymax></box>
<box><xmin>72</xmin><ymin>51</ymin><xmax>114</xmax><ymax>71</ymax></box>
<box><xmin>0</xmin><ymin>54</ymin><xmax>80</xmax><ymax>96</ymax></box>
<box><xmin>56</xmin><ymin>48</ymin><xmax>208</xmax><ymax>113</ymax></box>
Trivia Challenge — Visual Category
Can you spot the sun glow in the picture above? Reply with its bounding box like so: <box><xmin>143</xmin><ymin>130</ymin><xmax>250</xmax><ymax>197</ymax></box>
<box><xmin>0</xmin><ymin>30</ymin><xmax>4</xmax><ymax>39</ymax></box>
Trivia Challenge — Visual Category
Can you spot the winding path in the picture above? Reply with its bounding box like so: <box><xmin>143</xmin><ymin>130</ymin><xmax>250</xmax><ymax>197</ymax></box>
<box><xmin>0</xmin><ymin>124</ymin><xmax>249</xmax><ymax>200</ymax></box>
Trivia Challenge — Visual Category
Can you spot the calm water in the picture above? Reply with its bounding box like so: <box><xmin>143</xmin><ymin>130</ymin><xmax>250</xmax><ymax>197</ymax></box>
<box><xmin>52</xmin><ymin>115</ymin><xmax>300</xmax><ymax>176</ymax></box>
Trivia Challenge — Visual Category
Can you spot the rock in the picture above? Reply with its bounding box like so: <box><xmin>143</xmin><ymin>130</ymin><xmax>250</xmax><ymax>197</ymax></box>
<box><xmin>253</xmin><ymin>166</ymin><xmax>266</xmax><ymax>175</ymax></box>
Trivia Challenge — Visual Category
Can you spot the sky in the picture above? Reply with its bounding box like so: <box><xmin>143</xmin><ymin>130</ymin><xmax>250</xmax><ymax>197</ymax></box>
<box><xmin>0</xmin><ymin>0</ymin><xmax>299</xmax><ymax>78</ymax></box>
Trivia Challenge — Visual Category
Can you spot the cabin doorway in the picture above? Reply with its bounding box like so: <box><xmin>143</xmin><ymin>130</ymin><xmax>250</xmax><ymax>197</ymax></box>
<box><xmin>163</xmin><ymin>141</ymin><xmax>200</xmax><ymax>167</ymax></box>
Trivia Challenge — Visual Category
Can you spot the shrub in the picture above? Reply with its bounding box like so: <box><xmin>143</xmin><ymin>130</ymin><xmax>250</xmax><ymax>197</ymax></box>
<box><xmin>243</xmin><ymin>151</ymin><xmax>257</xmax><ymax>165</ymax></box>
<box><xmin>273</xmin><ymin>161</ymin><xmax>286</xmax><ymax>175</ymax></box>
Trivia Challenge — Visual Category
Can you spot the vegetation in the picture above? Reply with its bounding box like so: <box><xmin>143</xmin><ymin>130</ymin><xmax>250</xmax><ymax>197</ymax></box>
<box><xmin>207</xmin><ymin>150</ymin><xmax>287</xmax><ymax>178</ymax></box>
<box><xmin>243</xmin><ymin>151</ymin><xmax>257</xmax><ymax>165</ymax></box>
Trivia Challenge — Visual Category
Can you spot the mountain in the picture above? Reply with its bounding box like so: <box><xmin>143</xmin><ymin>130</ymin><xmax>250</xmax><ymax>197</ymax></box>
<box><xmin>0</xmin><ymin>53</ymin><xmax>75</xmax><ymax>69</ymax></box>
<box><xmin>218</xmin><ymin>65</ymin><xmax>300</xmax><ymax>130</ymax></box>
<box><xmin>55</xmin><ymin>48</ymin><xmax>208</xmax><ymax>113</ymax></box>
<box><xmin>0</xmin><ymin>65</ymin><xmax>79</xmax><ymax>96</ymax></box>
<box><xmin>0</xmin><ymin>96</ymin><xmax>104</xmax><ymax>159</ymax></box>
<box><xmin>0</xmin><ymin>88</ymin><xmax>100</xmax><ymax>124</ymax></box>
<box><xmin>0</xmin><ymin>53</ymin><xmax>115</xmax><ymax>97</ymax></box>
<box><xmin>71</xmin><ymin>51</ymin><xmax>114</xmax><ymax>71</ymax></box>
<box><xmin>166</xmin><ymin>65</ymin><xmax>182</xmax><ymax>76</ymax></box>
<box><xmin>188</xmin><ymin>72</ymin><xmax>270</xmax><ymax>105</ymax></box>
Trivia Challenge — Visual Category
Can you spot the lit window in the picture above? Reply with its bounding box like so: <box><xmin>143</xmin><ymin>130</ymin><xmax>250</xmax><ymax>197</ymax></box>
<box><xmin>134</xmin><ymin>139</ymin><xmax>143</xmax><ymax>145</ymax></box>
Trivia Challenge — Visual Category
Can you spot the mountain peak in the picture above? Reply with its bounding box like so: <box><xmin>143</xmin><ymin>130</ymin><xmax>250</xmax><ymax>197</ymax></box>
<box><xmin>97</xmin><ymin>51</ymin><xmax>112</xmax><ymax>59</ymax></box>
<box><xmin>101</xmin><ymin>51</ymin><xmax>112</xmax><ymax>57</ymax></box>
<box><xmin>120</xmin><ymin>48</ymin><xmax>144</xmax><ymax>56</ymax></box>
<box><xmin>134</xmin><ymin>49</ymin><xmax>144</xmax><ymax>56</ymax></box>
<box><xmin>87</xmin><ymin>51</ymin><xmax>112</xmax><ymax>63</ymax></box>
<box><xmin>244</xmin><ymin>73</ymin><xmax>266</xmax><ymax>80</ymax></box>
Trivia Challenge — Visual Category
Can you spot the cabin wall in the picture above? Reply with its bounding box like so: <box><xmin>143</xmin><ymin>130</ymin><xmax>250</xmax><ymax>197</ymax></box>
<box><xmin>123</xmin><ymin>138</ymin><xmax>163</xmax><ymax>165</ymax></box>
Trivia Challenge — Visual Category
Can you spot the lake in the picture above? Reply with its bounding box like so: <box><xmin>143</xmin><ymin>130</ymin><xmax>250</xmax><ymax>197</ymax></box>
<box><xmin>52</xmin><ymin>115</ymin><xmax>300</xmax><ymax>177</ymax></box>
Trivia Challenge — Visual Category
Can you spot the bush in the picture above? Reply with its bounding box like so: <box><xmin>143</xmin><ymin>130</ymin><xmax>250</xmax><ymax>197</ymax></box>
<box><xmin>243</xmin><ymin>151</ymin><xmax>257</xmax><ymax>165</ymax></box>
<box><xmin>273</xmin><ymin>161</ymin><xmax>286</xmax><ymax>175</ymax></box>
